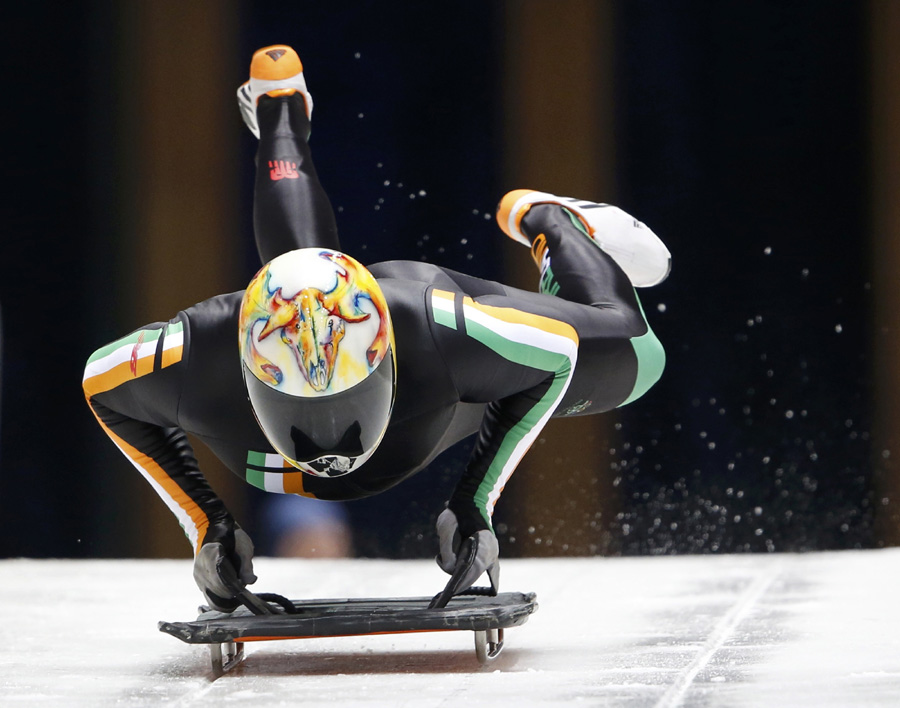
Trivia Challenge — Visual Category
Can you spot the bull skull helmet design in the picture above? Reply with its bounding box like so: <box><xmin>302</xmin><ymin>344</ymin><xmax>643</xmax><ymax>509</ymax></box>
<box><xmin>242</xmin><ymin>250</ymin><xmax>389</xmax><ymax>394</ymax></box>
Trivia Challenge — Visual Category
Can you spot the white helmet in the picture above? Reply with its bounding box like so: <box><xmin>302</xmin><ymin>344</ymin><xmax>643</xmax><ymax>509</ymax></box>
<box><xmin>239</xmin><ymin>248</ymin><xmax>395</xmax><ymax>477</ymax></box>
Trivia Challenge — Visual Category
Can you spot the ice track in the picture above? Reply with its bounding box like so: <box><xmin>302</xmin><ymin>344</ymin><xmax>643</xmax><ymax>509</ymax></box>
<box><xmin>2</xmin><ymin>551</ymin><xmax>900</xmax><ymax>706</ymax></box>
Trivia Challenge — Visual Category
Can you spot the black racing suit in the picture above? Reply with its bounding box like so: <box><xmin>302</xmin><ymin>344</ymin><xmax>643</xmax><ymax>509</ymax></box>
<box><xmin>83</xmin><ymin>94</ymin><xmax>665</xmax><ymax>557</ymax></box>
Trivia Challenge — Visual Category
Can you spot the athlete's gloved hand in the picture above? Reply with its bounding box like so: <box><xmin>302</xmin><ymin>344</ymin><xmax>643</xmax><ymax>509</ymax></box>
<box><xmin>432</xmin><ymin>508</ymin><xmax>499</xmax><ymax>607</ymax></box>
<box><xmin>192</xmin><ymin>521</ymin><xmax>258</xmax><ymax>612</ymax></box>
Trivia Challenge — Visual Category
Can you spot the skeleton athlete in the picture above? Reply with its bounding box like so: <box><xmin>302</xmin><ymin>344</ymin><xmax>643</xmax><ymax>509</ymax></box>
<box><xmin>83</xmin><ymin>46</ymin><xmax>671</xmax><ymax>611</ymax></box>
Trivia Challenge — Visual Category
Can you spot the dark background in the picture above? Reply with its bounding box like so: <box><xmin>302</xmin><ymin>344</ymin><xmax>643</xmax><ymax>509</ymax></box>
<box><xmin>1</xmin><ymin>1</ymin><xmax>883</xmax><ymax>559</ymax></box>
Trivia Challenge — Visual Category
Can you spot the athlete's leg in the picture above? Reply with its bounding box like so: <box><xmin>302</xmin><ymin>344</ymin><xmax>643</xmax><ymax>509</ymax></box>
<box><xmin>253</xmin><ymin>94</ymin><xmax>340</xmax><ymax>263</ymax></box>
<box><xmin>238</xmin><ymin>46</ymin><xmax>340</xmax><ymax>263</ymax></box>
<box><xmin>497</xmin><ymin>194</ymin><xmax>667</xmax><ymax>409</ymax></box>
<box><xmin>521</xmin><ymin>204</ymin><xmax>643</xmax><ymax>316</ymax></box>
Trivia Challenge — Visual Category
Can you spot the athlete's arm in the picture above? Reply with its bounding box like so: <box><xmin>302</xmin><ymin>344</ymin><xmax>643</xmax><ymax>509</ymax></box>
<box><xmin>428</xmin><ymin>288</ymin><xmax>580</xmax><ymax>595</ymax></box>
<box><xmin>83</xmin><ymin>317</ymin><xmax>255</xmax><ymax>609</ymax></box>
<box><xmin>83</xmin><ymin>318</ymin><xmax>226</xmax><ymax>550</ymax></box>
<box><xmin>430</xmin><ymin>288</ymin><xmax>579</xmax><ymax>538</ymax></box>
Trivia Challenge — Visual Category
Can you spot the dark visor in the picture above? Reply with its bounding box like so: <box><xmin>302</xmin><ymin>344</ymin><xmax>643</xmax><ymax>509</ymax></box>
<box><xmin>245</xmin><ymin>350</ymin><xmax>395</xmax><ymax>466</ymax></box>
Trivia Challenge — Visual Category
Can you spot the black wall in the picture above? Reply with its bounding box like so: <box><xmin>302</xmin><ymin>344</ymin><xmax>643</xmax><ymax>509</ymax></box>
<box><xmin>0</xmin><ymin>1</ymin><xmax>874</xmax><ymax>558</ymax></box>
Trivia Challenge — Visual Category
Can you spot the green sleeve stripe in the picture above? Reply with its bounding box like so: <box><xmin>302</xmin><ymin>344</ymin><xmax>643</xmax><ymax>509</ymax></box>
<box><xmin>461</xmin><ymin>298</ymin><xmax>577</xmax><ymax>369</ymax></box>
<box><xmin>458</xmin><ymin>300</ymin><xmax>578</xmax><ymax>528</ymax></box>
<box><xmin>245</xmin><ymin>467</ymin><xmax>266</xmax><ymax>491</ymax></box>
<box><xmin>473</xmin><ymin>370</ymin><xmax>571</xmax><ymax>528</ymax></box>
<box><xmin>246</xmin><ymin>450</ymin><xmax>268</xmax><ymax>467</ymax></box>
<box><xmin>86</xmin><ymin>327</ymin><xmax>163</xmax><ymax>364</ymax></box>
<box><xmin>464</xmin><ymin>319</ymin><xmax>571</xmax><ymax>373</ymax></box>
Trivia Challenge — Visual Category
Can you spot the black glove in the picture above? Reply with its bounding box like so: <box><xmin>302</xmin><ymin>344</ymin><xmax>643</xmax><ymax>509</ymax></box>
<box><xmin>192</xmin><ymin>521</ymin><xmax>257</xmax><ymax>612</ymax></box>
<box><xmin>432</xmin><ymin>508</ymin><xmax>499</xmax><ymax>607</ymax></box>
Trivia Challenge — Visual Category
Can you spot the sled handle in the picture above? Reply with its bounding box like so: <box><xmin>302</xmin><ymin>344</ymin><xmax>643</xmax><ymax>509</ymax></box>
<box><xmin>237</xmin><ymin>589</ymin><xmax>298</xmax><ymax>615</ymax></box>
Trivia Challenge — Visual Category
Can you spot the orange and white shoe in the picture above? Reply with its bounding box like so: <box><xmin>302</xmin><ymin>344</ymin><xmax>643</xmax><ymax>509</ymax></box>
<box><xmin>237</xmin><ymin>45</ymin><xmax>313</xmax><ymax>138</ymax></box>
<box><xmin>496</xmin><ymin>189</ymin><xmax>672</xmax><ymax>288</ymax></box>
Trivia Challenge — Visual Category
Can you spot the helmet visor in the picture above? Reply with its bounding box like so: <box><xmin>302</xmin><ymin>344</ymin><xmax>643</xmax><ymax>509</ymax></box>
<box><xmin>245</xmin><ymin>348</ymin><xmax>395</xmax><ymax>472</ymax></box>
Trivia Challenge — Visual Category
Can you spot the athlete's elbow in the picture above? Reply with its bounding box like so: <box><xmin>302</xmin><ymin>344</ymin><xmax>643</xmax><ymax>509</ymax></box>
<box><xmin>82</xmin><ymin>352</ymin><xmax>98</xmax><ymax>399</ymax></box>
<box><xmin>82</xmin><ymin>347</ymin><xmax>106</xmax><ymax>399</ymax></box>
<box><xmin>83</xmin><ymin>343</ymin><xmax>116</xmax><ymax>400</ymax></box>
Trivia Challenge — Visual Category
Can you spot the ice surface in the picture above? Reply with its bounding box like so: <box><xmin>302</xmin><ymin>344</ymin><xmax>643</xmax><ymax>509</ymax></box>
<box><xmin>2</xmin><ymin>551</ymin><xmax>899</xmax><ymax>706</ymax></box>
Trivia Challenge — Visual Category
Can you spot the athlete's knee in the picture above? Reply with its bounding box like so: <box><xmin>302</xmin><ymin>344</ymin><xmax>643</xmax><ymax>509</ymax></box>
<box><xmin>622</xmin><ymin>303</ymin><xmax>654</xmax><ymax>339</ymax></box>
<box><xmin>619</xmin><ymin>324</ymin><xmax>665</xmax><ymax>406</ymax></box>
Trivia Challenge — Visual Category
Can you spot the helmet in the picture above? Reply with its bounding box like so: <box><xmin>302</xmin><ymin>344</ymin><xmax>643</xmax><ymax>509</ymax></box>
<box><xmin>239</xmin><ymin>248</ymin><xmax>395</xmax><ymax>477</ymax></box>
